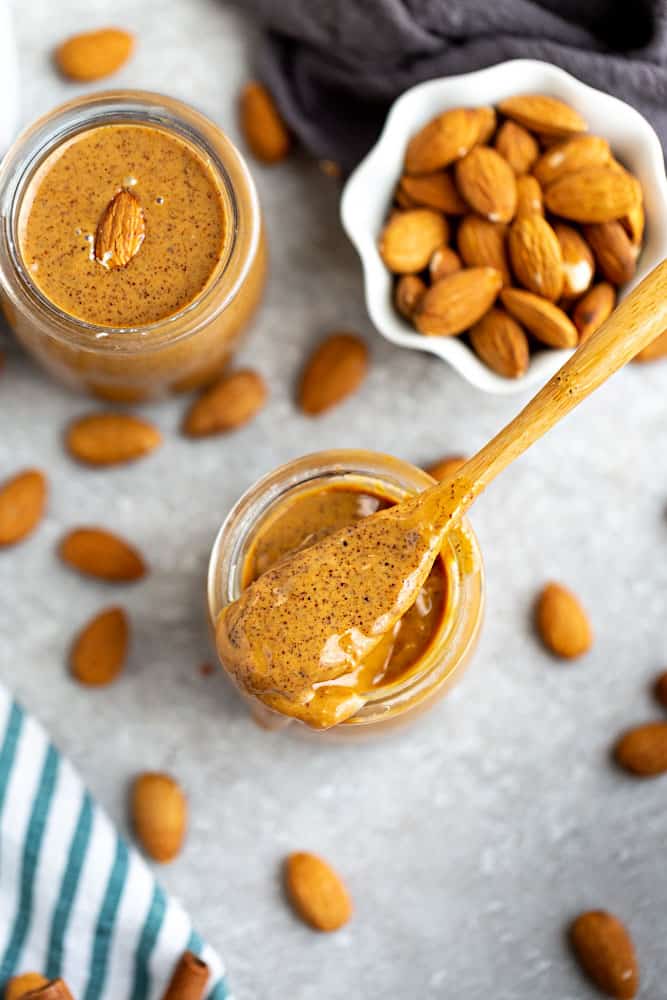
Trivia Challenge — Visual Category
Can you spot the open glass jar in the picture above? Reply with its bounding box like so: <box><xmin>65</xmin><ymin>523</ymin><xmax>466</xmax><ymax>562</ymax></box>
<box><xmin>0</xmin><ymin>91</ymin><xmax>266</xmax><ymax>401</ymax></box>
<box><xmin>207</xmin><ymin>450</ymin><xmax>485</xmax><ymax>739</ymax></box>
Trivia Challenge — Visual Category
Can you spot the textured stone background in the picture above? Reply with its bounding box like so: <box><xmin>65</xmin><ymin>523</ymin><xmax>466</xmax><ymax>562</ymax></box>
<box><xmin>1</xmin><ymin>2</ymin><xmax>666</xmax><ymax>997</ymax></box>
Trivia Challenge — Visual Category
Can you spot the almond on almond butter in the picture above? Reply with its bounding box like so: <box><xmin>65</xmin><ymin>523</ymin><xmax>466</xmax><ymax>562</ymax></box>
<box><xmin>615</xmin><ymin>721</ymin><xmax>667</xmax><ymax>777</ymax></box>
<box><xmin>570</xmin><ymin>911</ymin><xmax>639</xmax><ymax>999</ymax></box>
<box><xmin>508</xmin><ymin>214</ymin><xmax>563</xmax><ymax>301</ymax></box>
<box><xmin>535</xmin><ymin>581</ymin><xmax>592</xmax><ymax>659</ymax></box>
<box><xmin>429</xmin><ymin>246</ymin><xmax>462</xmax><ymax>282</ymax></box>
<box><xmin>455</xmin><ymin>146</ymin><xmax>517</xmax><ymax>223</ymax></box>
<box><xmin>544</xmin><ymin>166</ymin><xmax>637</xmax><ymax>224</ymax></box>
<box><xmin>131</xmin><ymin>772</ymin><xmax>187</xmax><ymax>863</ymax></box>
<box><xmin>457</xmin><ymin>216</ymin><xmax>511</xmax><ymax>285</ymax></box>
<box><xmin>70</xmin><ymin>607</ymin><xmax>129</xmax><ymax>687</ymax></box>
<box><xmin>501</xmin><ymin>288</ymin><xmax>578</xmax><ymax>348</ymax></box>
<box><xmin>497</xmin><ymin>94</ymin><xmax>587</xmax><ymax>138</ymax></box>
<box><xmin>379</xmin><ymin>209</ymin><xmax>449</xmax><ymax>273</ymax></box>
<box><xmin>635</xmin><ymin>328</ymin><xmax>667</xmax><ymax>362</ymax></box>
<box><xmin>414</xmin><ymin>267</ymin><xmax>502</xmax><ymax>337</ymax></box>
<box><xmin>66</xmin><ymin>412</ymin><xmax>162</xmax><ymax>466</ymax></box>
<box><xmin>299</xmin><ymin>333</ymin><xmax>368</xmax><ymax>415</ymax></box>
<box><xmin>395</xmin><ymin>275</ymin><xmax>426</xmax><ymax>319</ymax></box>
<box><xmin>284</xmin><ymin>852</ymin><xmax>352</xmax><ymax>932</ymax></box>
<box><xmin>533</xmin><ymin>135</ymin><xmax>611</xmax><ymax>187</ymax></box>
<box><xmin>584</xmin><ymin>222</ymin><xmax>638</xmax><ymax>286</ymax></box>
<box><xmin>494</xmin><ymin>120</ymin><xmax>539</xmax><ymax>175</ymax></box>
<box><xmin>59</xmin><ymin>527</ymin><xmax>146</xmax><ymax>582</ymax></box>
<box><xmin>469</xmin><ymin>308</ymin><xmax>529</xmax><ymax>378</ymax></box>
<box><xmin>574</xmin><ymin>282</ymin><xmax>616</xmax><ymax>344</ymax></box>
<box><xmin>55</xmin><ymin>28</ymin><xmax>134</xmax><ymax>81</ymax></box>
<box><xmin>183</xmin><ymin>369</ymin><xmax>267</xmax><ymax>436</ymax></box>
<box><xmin>515</xmin><ymin>175</ymin><xmax>544</xmax><ymax>218</ymax></box>
<box><xmin>426</xmin><ymin>455</ymin><xmax>467</xmax><ymax>481</ymax></box>
<box><xmin>4</xmin><ymin>974</ymin><xmax>50</xmax><ymax>1000</ymax></box>
<box><xmin>398</xmin><ymin>171</ymin><xmax>468</xmax><ymax>214</ymax></box>
<box><xmin>239</xmin><ymin>81</ymin><xmax>291</xmax><ymax>164</ymax></box>
<box><xmin>95</xmin><ymin>189</ymin><xmax>145</xmax><ymax>270</ymax></box>
<box><xmin>554</xmin><ymin>224</ymin><xmax>595</xmax><ymax>297</ymax></box>
<box><xmin>404</xmin><ymin>107</ymin><xmax>491</xmax><ymax>175</ymax></box>
<box><xmin>0</xmin><ymin>469</ymin><xmax>48</xmax><ymax>547</ymax></box>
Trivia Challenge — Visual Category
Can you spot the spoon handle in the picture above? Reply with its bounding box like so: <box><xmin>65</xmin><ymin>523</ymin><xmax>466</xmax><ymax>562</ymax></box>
<box><xmin>450</xmin><ymin>259</ymin><xmax>667</xmax><ymax>502</ymax></box>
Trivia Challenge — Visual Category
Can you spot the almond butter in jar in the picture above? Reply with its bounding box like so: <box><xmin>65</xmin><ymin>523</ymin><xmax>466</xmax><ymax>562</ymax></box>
<box><xmin>0</xmin><ymin>91</ymin><xmax>266</xmax><ymax>401</ymax></box>
<box><xmin>207</xmin><ymin>450</ymin><xmax>485</xmax><ymax>740</ymax></box>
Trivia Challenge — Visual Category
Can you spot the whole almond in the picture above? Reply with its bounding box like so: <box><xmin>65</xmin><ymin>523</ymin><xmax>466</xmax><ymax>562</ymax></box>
<box><xmin>4</xmin><ymin>974</ymin><xmax>49</xmax><ymax>1000</ymax></box>
<box><xmin>455</xmin><ymin>147</ymin><xmax>517</xmax><ymax>223</ymax></box>
<box><xmin>395</xmin><ymin>275</ymin><xmax>426</xmax><ymax>320</ymax></box>
<box><xmin>0</xmin><ymin>469</ymin><xmax>47</xmax><ymax>547</ymax></box>
<box><xmin>457</xmin><ymin>216</ymin><xmax>511</xmax><ymax>285</ymax></box>
<box><xmin>554</xmin><ymin>224</ymin><xmax>595</xmax><ymax>297</ymax></box>
<box><xmin>59</xmin><ymin>527</ymin><xmax>146</xmax><ymax>582</ymax></box>
<box><xmin>70</xmin><ymin>607</ymin><xmax>129</xmax><ymax>687</ymax></box>
<box><xmin>474</xmin><ymin>106</ymin><xmax>498</xmax><ymax>143</ymax></box>
<box><xmin>55</xmin><ymin>28</ymin><xmax>133</xmax><ymax>81</ymax></box>
<box><xmin>584</xmin><ymin>222</ymin><xmax>638</xmax><ymax>286</ymax></box>
<box><xmin>533</xmin><ymin>135</ymin><xmax>611</xmax><ymax>187</ymax></box>
<box><xmin>239</xmin><ymin>81</ymin><xmax>290</xmax><ymax>164</ymax></box>
<box><xmin>501</xmin><ymin>288</ymin><xmax>578</xmax><ymax>348</ymax></box>
<box><xmin>515</xmin><ymin>175</ymin><xmax>544</xmax><ymax>218</ymax></box>
<box><xmin>131</xmin><ymin>772</ymin><xmax>187</xmax><ymax>862</ymax></box>
<box><xmin>95</xmin><ymin>190</ymin><xmax>145</xmax><ymax>270</ymax></box>
<box><xmin>653</xmin><ymin>670</ymin><xmax>667</xmax><ymax>709</ymax></box>
<box><xmin>426</xmin><ymin>455</ymin><xmax>467</xmax><ymax>481</ymax></box>
<box><xmin>535</xmin><ymin>582</ymin><xmax>592</xmax><ymax>658</ymax></box>
<box><xmin>469</xmin><ymin>308</ymin><xmax>530</xmax><ymax>378</ymax></box>
<box><xmin>574</xmin><ymin>283</ymin><xmax>616</xmax><ymax>344</ymax></box>
<box><xmin>379</xmin><ymin>209</ymin><xmax>449</xmax><ymax>273</ymax></box>
<box><xmin>497</xmin><ymin>94</ymin><xmax>587</xmax><ymax>138</ymax></box>
<box><xmin>544</xmin><ymin>167</ymin><xmax>637</xmax><ymax>224</ymax></box>
<box><xmin>615</xmin><ymin>721</ymin><xmax>667</xmax><ymax>777</ymax></box>
<box><xmin>494</xmin><ymin>121</ymin><xmax>539</xmax><ymax>175</ymax></box>
<box><xmin>635</xmin><ymin>328</ymin><xmax>667</xmax><ymax>362</ymax></box>
<box><xmin>414</xmin><ymin>267</ymin><xmax>502</xmax><ymax>337</ymax></box>
<box><xmin>570</xmin><ymin>911</ymin><xmax>638</xmax><ymax>999</ymax></box>
<box><xmin>66</xmin><ymin>413</ymin><xmax>161</xmax><ymax>466</ymax></box>
<box><xmin>299</xmin><ymin>333</ymin><xmax>368</xmax><ymax>415</ymax></box>
<box><xmin>398</xmin><ymin>172</ymin><xmax>468</xmax><ymax>214</ymax></box>
<box><xmin>183</xmin><ymin>369</ymin><xmax>267</xmax><ymax>436</ymax></box>
<box><xmin>429</xmin><ymin>246</ymin><xmax>462</xmax><ymax>282</ymax></box>
<box><xmin>508</xmin><ymin>215</ymin><xmax>563</xmax><ymax>301</ymax></box>
<box><xmin>284</xmin><ymin>852</ymin><xmax>352</xmax><ymax>932</ymax></box>
<box><xmin>404</xmin><ymin>107</ymin><xmax>492</xmax><ymax>175</ymax></box>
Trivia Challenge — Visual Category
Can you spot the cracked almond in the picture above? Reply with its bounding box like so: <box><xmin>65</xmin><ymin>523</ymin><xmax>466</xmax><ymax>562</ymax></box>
<box><xmin>508</xmin><ymin>214</ymin><xmax>563</xmax><ymax>301</ymax></box>
<box><xmin>535</xmin><ymin>582</ymin><xmax>592</xmax><ymax>658</ymax></box>
<box><xmin>455</xmin><ymin>146</ymin><xmax>517</xmax><ymax>223</ymax></box>
<box><xmin>66</xmin><ymin>412</ymin><xmax>161</xmax><ymax>465</ymax></box>
<box><xmin>299</xmin><ymin>333</ymin><xmax>368</xmax><ymax>415</ymax></box>
<box><xmin>59</xmin><ymin>527</ymin><xmax>146</xmax><ymax>582</ymax></box>
<box><xmin>570</xmin><ymin>911</ymin><xmax>638</xmax><ymax>999</ymax></box>
<box><xmin>95</xmin><ymin>189</ymin><xmax>145</xmax><ymax>269</ymax></box>
<box><xmin>0</xmin><ymin>469</ymin><xmax>48</xmax><ymax>546</ymax></box>
<box><xmin>379</xmin><ymin>209</ymin><xmax>448</xmax><ymax>274</ymax></box>
<box><xmin>285</xmin><ymin>852</ymin><xmax>352</xmax><ymax>932</ymax></box>
<box><xmin>55</xmin><ymin>28</ymin><xmax>133</xmax><ymax>81</ymax></box>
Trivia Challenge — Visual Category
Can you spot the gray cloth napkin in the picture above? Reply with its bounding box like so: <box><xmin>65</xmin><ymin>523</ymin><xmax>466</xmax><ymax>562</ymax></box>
<box><xmin>239</xmin><ymin>0</ymin><xmax>667</xmax><ymax>171</ymax></box>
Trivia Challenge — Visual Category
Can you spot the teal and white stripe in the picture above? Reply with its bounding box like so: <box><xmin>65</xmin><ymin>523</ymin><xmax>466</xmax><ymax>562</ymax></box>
<box><xmin>0</xmin><ymin>691</ymin><xmax>230</xmax><ymax>999</ymax></box>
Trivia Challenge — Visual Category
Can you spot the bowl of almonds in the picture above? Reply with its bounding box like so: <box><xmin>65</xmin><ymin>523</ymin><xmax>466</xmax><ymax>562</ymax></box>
<box><xmin>341</xmin><ymin>59</ymin><xmax>667</xmax><ymax>393</ymax></box>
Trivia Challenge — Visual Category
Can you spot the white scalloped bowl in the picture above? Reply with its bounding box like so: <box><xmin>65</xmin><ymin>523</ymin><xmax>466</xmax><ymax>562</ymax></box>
<box><xmin>341</xmin><ymin>60</ymin><xmax>667</xmax><ymax>395</ymax></box>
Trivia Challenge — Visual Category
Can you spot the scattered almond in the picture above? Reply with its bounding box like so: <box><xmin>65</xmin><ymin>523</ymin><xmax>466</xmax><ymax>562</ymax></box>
<box><xmin>535</xmin><ymin>582</ymin><xmax>592</xmax><ymax>659</ymax></box>
<box><xmin>284</xmin><ymin>851</ymin><xmax>352</xmax><ymax>932</ymax></box>
<box><xmin>429</xmin><ymin>246</ymin><xmax>462</xmax><ymax>282</ymax></box>
<box><xmin>66</xmin><ymin>412</ymin><xmax>161</xmax><ymax>466</ymax></box>
<box><xmin>183</xmin><ymin>369</ymin><xmax>267</xmax><ymax>436</ymax></box>
<box><xmin>501</xmin><ymin>288</ymin><xmax>578</xmax><ymax>348</ymax></box>
<box><xmin>55</xmin><ymin>28</ymin><xmax>133</xmax><ymax>81</ymax></box>
<box><xmin>508</xmin><ymin>214</ymin><xmax>563</xmax><ymax>301</ymax></box>
<box><xmin>584</xmin><ymin>222</ymin><xmax>638</xmax><ymax>286</ymax></box>
<box><xmin>497</xmin><ymin>94</ymin><xmax>587</xmax><ymax>138</ymax></box>
<box><xmin>574</xmin><ymin>283</ymin><xmax>616</xmax><ymax>344</ymax></box>
<box><xmin>299</xmin><ymin>333</ymin><xmax>368</xmax><ymax>415</ymax></box>
<box><xmin>544</xmin><ymin>167</ymin><xmax>637</xmax><ymax>223</ymax></box>
<box><xmin>70</xmin><ymin>607</ymin><xmax>129</xmax><ymax>687</ymax></box>
<box><xmin>426</xmin><ymin>455</ymin><xmax>467</xmax><ymax>481</ymax></box>
<box><xmin>0</xmin><ymin>469</ymin><xmax>48</xmax><ymax>547</ymax></box>
<box><xmin>239</xmin><ymin>81</ymin><xmax>290</xmax><ymax>164</ymax></box>
<box><xmin>533</xmin><ymin>135</ymin><xmax>611</xmax><ymax>187</ymax></box>
<box><xmin>59</xmin><ymin>527</ymin><xmax>146</xmax><ymax>582</ymax></box>
<box><xmin>635</xmin><ymin>329</ymin><xmax>667</xmax><ymax>362</ymax></box>
<box><xmin>4</xmin><ymin>973</ymin><xmax>49</xmax><ymax>1000</ymax></box>
<box><xmin>653</xmin><ymin>670</ymin><xmax>667</xmax><ymax>709</ymax></box>
<box><xmin>515</xmin><ymin>175</ymin><xmax>544</xmax><ymax>218</ymax></box>
<box><xmin>494</xmin><ymin>121</ymin><xmax>539</xmax><ymax>175</ymax></box>
<box><xmin>469</xmin><ymin>308</ymin><xmax>529</xmax><ymax>378</ymax></box>
<box><xmin>570</xmin><ymin>910</ymin><xmax>639</xmax><ymax>999</ymax></box>
<box><xmin>414</xmin><ymin>267</ymin><xmax>502</xmax><ymax>337</ymax></box>
<box><xmin>379</xmin><ymin>209</ymin><xmax>449</xmax><ymax>274</ymax></box>
<box><xmin>95</xmin><ymin>190</ymin><xmax>145</xmax><ymax>270</ymax></box>
<box><xmin>398</xmin><ymin>172</ymin><xmax>468</xmax><ymax>214</ymax></box>
<box><xmin>615</xmin><ymin>721</ymin><xmax>667</xmax><ymax>777</ymax></box>
<box><xmin>455</xmin><ymin>146</ymin><xmax>517</xmax><ymax>223</ymax></box>
<box><xmin>131</xmin><ymin>772</ymin><xmax>187</xmax><ymax>862</ymax></box>
<box><xmin>457</xmin><ymin>216</ymin><xmax>511</xmax><ymax>285</ymax></box>
<box><xmin>395</xmin><ymin>275</ymin><xmax>426</xmax><ymax>320</ymax></box>
<box><xmin>404</xmin><ymin>107</ymin><xmax>490</xmax><ymax>175</ymax></box>
<box><xmin>554</xmin><ymin>224</ymin><xmax>595</xmax><ymax>297</ymax></box>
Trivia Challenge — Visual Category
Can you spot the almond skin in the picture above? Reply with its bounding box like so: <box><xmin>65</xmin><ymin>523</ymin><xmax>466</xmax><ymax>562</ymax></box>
<box><xmin>414</xmin><ymin>267</ymin><xmax>502</xmax><ymax>337</ymax></box>
<box><xmin>654</xmin><ymin>670</ymin><xmax>667</xmax><ymax>709</ymax></box>
<box><xmin>508</xmin><ymin>215</ymin><xmax>563</xmax><ymax>301</ymax></box>
<box><xmin>554</xmin><ymin>224</ymin><xmax>595</xmax><ymax>297</ymax></box>
<box><xmin>55</xmin><ymin>28</ymin><xmax>134</xmax><ymax>81</ymax></box>
<box><xmin>284</xmin><ymin>852</ymin><xmax>352</xmax><ymax>932</ymax></box>
<box><xmin>404</xmin><ymin>107</ymin><xmax>491</xmax><ymax>175</ymax></box>
<box><xmin>429</xmin><ymin>246</ymin><xmax>462</xmax><ymax>282</ymax></box>
<box><xmin>574</xmin><ymin>283</ymin><xmax>616</xmax><ymax>344</ymax></box>
<box><xmin>131</xmin><ymin>772</ymin><xmax>187</xmax><ymax>863</ymax></box>
<box><xmin>515</xmin><ymin>175</ymin><xmax>544</xmax><ymax>218</ymax></box>
<box><xmin>4</xmin><ymin>974</ymin><xmax>50</xmax><ymax>1000</ymax></box>
<box><xmin>457</xmin><ymin>216</ymin><xmax>511</xmax><ymax>285</ymax></box>
<box><xmin>66</xmin><ymin>413</ymin><xmax>161</xmax><ymax>466</ymax></box>
<box><xmin>394</xmin><ymin>275</ymin><xmax>426</xmax><ymax>320</ymax></box>
<box><xmin>584</xmin><ymin>222</ymin><xmax>638</xmax><ymax>286</ymax></box>
<box><xmin>183</xmin><ymin>369</ymin><xmax>267</xmax><ymax>436</ymax></box>
<box><xmin>497</xmin><ymin>94</ymin><xmax>587</xmax><ymax>138</ymax></box>
<box><xmin>398</xmin><ymin>171</ymin><xmax>468</xmax><ymax>214</ymax></box>
<box><xmin>70</xmin><ymin>607</ymin><xmax>129</xmax><ymax>687</ymax></box>
<box><xmin>59</xmin><ymin>527</ymin><xmax>146</xmax><ymax>582</ymax></box>
<box><xmin>0</xmin><ymin>469</ymin><xmax>48</xmax><ymax>547</ymax></box>
<box><xmin>239</xmin><ymin>81</ymin><xmax>290</xmax><ymax>164</ymax></box>
<box><xmin>570</xmin><ymin>911</ymin><xmax>639</xmax><ymax>999</ymax></box>
<box><xmin>299</xmin><ymin>333</ymin><xmax>368</xmax><ymax>415</ymax></box>
<box><xmin>635</xmin><ymin>329</ymin><xmax>667</xmax><ymax>362</ymax></box>
<box><xmin>494</xmin><ymin>121</ymin><xmax>539</xmax><ymax>175</ymax></box>
<box><xmin>455</xmin><ymin>146</ymin><xmax>517</xmax><ymax>223</ymax></box>
<box><xmin>95</xmin><ymin>190</ymin><xmax>145</xmax><ymax>270</ymax></box>
<box><xmin>379</xmin><ymin>209</ymin><xmax>449</xmax><ymax>274</ymax></box>
<box><xmin>533</xmin><ymin>135</ymin><xmax>611</xmax><ymax>187</ymax></box>
<box><xmin>615</xmin><ymin>721</ymin><xmax>667</xmax><ymax>777</ymax></box>
<box><xmin>544</xmin><ymin>167</ymin><xmax>637</xmax><ymax>224</ymax></box>
<box><xmin>426</xmin><ymin>455</ymin><xmax>467</xmax><ymax>481</ymax></box>
<box><xmin>469</xmin><ymin>308</ymin><xmax>530</xmax><ymax>378</ymax></box>
<box><xmin>501</xmin><ymin>288</ymin><xmax>578</xmax><ymax>348</ymax></box>
<box><xmin>535</xmin><ymin>582</ymin><xmax>592</xmax><ymax>659</ymax></box>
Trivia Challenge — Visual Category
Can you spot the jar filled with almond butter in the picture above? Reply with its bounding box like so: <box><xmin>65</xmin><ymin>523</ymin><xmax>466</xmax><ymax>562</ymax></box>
<box><xmin>0</xmin><ymin>91</ymin><xmax>266</xmax><ymax>401</ymax></box>
<box><xmin>207</xmin><ymin>450</ymin><xmax>485</xmax><ymax>739</ymax></box>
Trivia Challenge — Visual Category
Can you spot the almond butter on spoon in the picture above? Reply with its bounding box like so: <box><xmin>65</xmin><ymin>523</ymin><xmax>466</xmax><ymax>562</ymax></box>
<box><xmin>216</xmin><ymin>262</ymin><xmax>667</xmax><ymax>730</ymax></box>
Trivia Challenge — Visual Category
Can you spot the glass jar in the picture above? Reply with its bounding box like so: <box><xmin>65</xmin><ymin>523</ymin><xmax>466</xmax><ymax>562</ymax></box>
<box><xmin>0</xmin><ymin>91</ymin><xmax>266</xmax><ymax>401</ymax></box>
<box><xmin>207</xmin><ymin>450</ymin><xmax>485</xmax><ymax>738</ymax></box>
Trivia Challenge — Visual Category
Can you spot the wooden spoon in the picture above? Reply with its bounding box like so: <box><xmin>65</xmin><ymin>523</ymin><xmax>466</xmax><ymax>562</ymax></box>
<box><xmin>218</xmin><ymin>260</ymin><xmax>667</xmax><ymax>728</ymax></box>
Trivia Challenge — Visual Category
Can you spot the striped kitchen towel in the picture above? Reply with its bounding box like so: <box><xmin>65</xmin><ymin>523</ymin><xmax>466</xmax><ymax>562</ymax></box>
<box><xmin>0</xmin><ymin>688</ymin><xmax>230</xmax><ymax>1000</ymax></box>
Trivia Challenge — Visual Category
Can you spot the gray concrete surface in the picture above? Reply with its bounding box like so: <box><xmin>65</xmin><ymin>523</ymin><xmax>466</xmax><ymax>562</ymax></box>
<box><xmin>1</xmin><ymin>2</ymin><xmax>666</xmax><ymax>997</ymax></box>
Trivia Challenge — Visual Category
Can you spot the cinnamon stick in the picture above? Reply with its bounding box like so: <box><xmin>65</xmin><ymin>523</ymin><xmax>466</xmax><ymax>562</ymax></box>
<box><xmin>161</xmin><ymin>951</ymin><xmax>209</xmax><ymax>1000</ymax></box>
